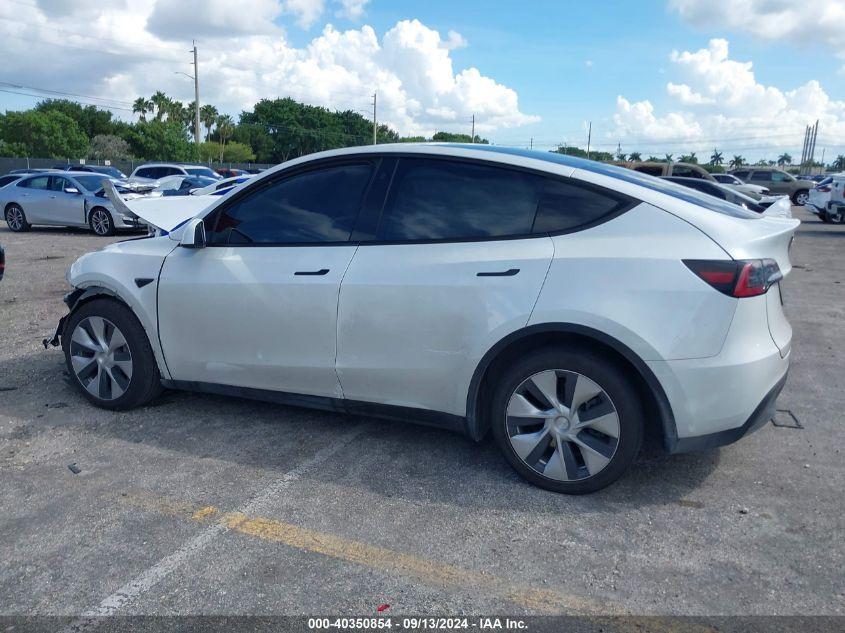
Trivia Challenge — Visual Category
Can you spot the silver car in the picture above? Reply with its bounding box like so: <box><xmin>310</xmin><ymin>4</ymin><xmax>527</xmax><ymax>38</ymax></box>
<box><xmin>1</xmin><ymin>171</ymin><xmax>145</xmax><ymax>236</ymax></box>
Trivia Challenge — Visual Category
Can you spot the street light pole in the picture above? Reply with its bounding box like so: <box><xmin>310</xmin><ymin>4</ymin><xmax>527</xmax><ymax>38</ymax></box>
<box><xmin>192</xmin><ymin>41</ymin><xmax>201</xmax><ymax>146</ymax></box>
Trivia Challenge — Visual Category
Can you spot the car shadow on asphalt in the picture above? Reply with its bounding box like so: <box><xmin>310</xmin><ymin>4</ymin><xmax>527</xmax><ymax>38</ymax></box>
<box><xmin>0</xmin><ymin>350</ymin><xmax>720</xmax><ymax>514</ymax></box>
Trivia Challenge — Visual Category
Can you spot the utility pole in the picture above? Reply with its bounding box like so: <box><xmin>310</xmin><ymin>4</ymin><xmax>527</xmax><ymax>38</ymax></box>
<box><xmin>191</xmin><ymin>41</ymin><xmax>200</xmax><ymax>146</ymax></box>
<box><xmin>586</xmin><ymin>121</ymin><xmax>592</xmax><ymax>160</ymax></box>
<box><xmin>808</xmin><ymin>119</ymin><xmax>819</xmax><ymax>170</ymax></box>
<box><xmin>530</xmin><ymin>137</ymin><xmax>533</xmax><ymax>150</ymax></box>
<box><xmin>471</xmin><ymin>114</ymin><xmax>475</xmax><ymax>143</ymax></box>
<box><xmin>372</xmin><ymin>91</ymin><xmax>377</xmax><ymax>145</ymax></box>
<box><xmin>820</xmin><ymin>148</ymin><xmax>826</xmax><ymax>173</ymax></box>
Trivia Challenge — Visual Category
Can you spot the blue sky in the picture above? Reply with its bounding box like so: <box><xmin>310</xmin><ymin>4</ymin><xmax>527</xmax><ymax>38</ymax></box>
<box><xmin>1</xmin><ymin>0</ymin><xmax>843</xmax><ymax>160</ymax></box>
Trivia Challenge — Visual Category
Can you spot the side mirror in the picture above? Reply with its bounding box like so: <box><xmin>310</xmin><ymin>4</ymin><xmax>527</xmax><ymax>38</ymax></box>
<box><xmin>179</xmin><ymin>217</ymin><xmax>206</xmax><ymax>249</ymax></box>
<box><xmin>64</xmin><ymin>187</ymin><xmax>80</xmax><ymax>194</ymax></box>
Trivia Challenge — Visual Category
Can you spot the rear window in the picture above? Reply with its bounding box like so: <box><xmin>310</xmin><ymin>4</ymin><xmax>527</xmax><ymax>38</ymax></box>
<box><xmin>185</xmin><ymin>167</ymin><xmax>218</xmax><ymax>179</ymax></box>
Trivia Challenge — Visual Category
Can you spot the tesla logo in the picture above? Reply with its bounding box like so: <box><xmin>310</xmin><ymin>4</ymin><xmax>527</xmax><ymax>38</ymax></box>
<box><xmin>377</xmin><ymin>604</ymin><xmax>390</xmax><ymax>613</ymax></box>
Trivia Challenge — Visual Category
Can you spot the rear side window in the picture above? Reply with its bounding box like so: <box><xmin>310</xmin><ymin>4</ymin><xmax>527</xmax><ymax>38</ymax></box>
<box><xmin>732</xmin><ymin>171</ymin><xmax>749</xmax><ymax>180</ymax></box>
<box><xmin>632</xmin><ymin>165</ymin><xmax>664</xmax><ymax>177</ymax></box>
<box><xmin>377</xmin><ymin>158</ymin><xmax>543</xmax><ymax>241</ymax></box>
<box><xmin>209</xmin><ymin>162</ymin><xmax>373</xmax><ymax>244</ymax></box>
<box><xmin>533</xmin><ymin>178</ymin><xmax>633</xmax><ymax>234</ymax></box>
<box><xmin>19</xmin><ymin>176</ymin><xmax>48</xmax><ymax>189</ymax></box>
<box><xmin>751</xmin><ymin>171</ymin><xmax>772</xmax><ymax>181</ymax></box>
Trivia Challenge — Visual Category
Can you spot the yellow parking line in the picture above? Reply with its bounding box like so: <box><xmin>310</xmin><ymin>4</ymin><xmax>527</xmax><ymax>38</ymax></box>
<box><xmin>119</xmin><ymin>491</ymin><xmax>716</xmax><ymax>631</ymax></box>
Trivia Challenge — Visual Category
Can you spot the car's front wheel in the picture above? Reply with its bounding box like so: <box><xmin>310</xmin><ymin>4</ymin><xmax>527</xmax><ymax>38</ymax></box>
<box><xmin>490</xmin><ymin>347</ymin><xmax>644</xmax><ymax>494</ymax></box>
<box><xmin>793</xmin><ymin>190</ymin><xmax>809</xmax><ymax>206</ymax></box>
<box><xmin>62</xmin><ymin>298</ymin><xmax>162</xmax><ymax>410</ymax></box>
<box><xmin>5</xmin><ymin>204</ymin><xmax>30</xmax><ymax>232</ymax></box>
<box><xmin>89</xmin><ymin>207</ymin><xmax>115</xmax><ymax>236</ymax></box>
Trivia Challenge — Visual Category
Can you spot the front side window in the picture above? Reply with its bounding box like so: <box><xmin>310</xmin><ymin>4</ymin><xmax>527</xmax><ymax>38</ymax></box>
<box><xmin>772</xmin><ymin>171</ymin><xmax>794</xmax><ymax>182</ymax></box>
<box><xmin>751</xmin><ymin>171</ymin><xmax>772</xmax><ymax>182</ymax></box>
<box><xmin>377</xmin><ymin>159</ymin><xmax>543</xmax><ymax>241</ymax></box>
<box><xmin>75</xmin><ymin>175</ymin><xmax>108</xmax><ymax>192</ymax></box>
<box><xmin>49</xmin><ymin>176</ymin><xmax>70</xmax><ymax>192</ymax></box>
<box><xmin>19</xmin><ymin>176</ymin><xmax>48</xmax><ymax>190</ymax></box>
<box><xmin>209</xmin><ymin>162</ymin><xmax>373</xmax><ymax>245</ymax></box>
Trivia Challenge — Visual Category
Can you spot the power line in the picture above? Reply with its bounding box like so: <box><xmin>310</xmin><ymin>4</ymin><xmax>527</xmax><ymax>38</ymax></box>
<box><xmin>0</xmin><ymin>81</ymin><xmax>133</xmax><ymax>107</ymax></box>
<box><xmin>0</xmin><ymin>87</ymin><xmax>133</xmax><ymax>111</ymax></box>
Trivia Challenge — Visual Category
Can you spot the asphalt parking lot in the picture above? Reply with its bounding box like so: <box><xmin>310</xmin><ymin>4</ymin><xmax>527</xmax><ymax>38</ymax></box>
<box><xmin>0</xmin><ymin>209</ymin><xmax>843</xmax><ymax>620</ymax></box>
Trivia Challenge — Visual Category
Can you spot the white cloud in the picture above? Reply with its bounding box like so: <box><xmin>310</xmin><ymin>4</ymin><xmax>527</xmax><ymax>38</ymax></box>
<box><xmin>335</xmin><ymin>0</ymin><xmax>371</xmax><ymax>20</ymax></box>
<box><xmin>612</xmin><ymin>39</ymin><xmax>845</xmax><ymax>158</ymax></box>
<box><xmin>669</xmin><ymin>0</ymin><xmax>845</xmax><ymax>71</ymax></box>
<box><xmin>0</xmin><ymin>2</ymin><xmax>536</xmax><ymax>138</ymax></box>
<box><xmin>282</xmin><ymin>0</ymin><xmax>325</xmax><ymax>28</ymax></box>
<box><xmin>444</xmin><ymin>30</ymin><xmax>468</xmax><ymax>50</ymax></box>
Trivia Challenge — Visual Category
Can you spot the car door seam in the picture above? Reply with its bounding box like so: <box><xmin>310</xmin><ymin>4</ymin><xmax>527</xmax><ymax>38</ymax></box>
<box><xmin>525</xmin><ymin>235</ymin><xmax>555</xmax><ymax>326</ymax></box>
<box><xmin>333</xmin><ymin>243</ymin><xmax>360</xmax><ymax>400</ymax></box>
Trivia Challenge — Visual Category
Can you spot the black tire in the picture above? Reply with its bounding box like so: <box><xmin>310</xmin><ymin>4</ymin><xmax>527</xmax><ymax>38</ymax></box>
<box><xmin>490</xmin><ymin>346</ymin><xmax>644</xmax><ymax>494</ymax></box>
<box><xmin>792</xmin><ymin>190</ymin><xmax>809</xmax><ymax>206</ymax></box>
<box><xmin>89</xmin><ymin>206</ymin><xmax>116</xmax><ymax>236</ymax></box>
<box><xmin>819</xmin><ymin>211</ymin><xmax>832</xmax><ymax>224</ymax></box>
<box><xmin>5</xmin><ymin>204</ymin><xmax>31</xmax><ymax>232</ymax></box>
<box><xmin>62</xmin><ymin>298</ymin><xmax>162</xmax><ymax>410</ymax></box>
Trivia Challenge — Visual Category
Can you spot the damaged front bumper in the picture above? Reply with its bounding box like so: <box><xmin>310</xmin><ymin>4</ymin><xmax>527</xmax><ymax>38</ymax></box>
<box><xmin>42</xmin><ymin>288</ymin><xmax>86</xmax><ymax>349</ymax></box>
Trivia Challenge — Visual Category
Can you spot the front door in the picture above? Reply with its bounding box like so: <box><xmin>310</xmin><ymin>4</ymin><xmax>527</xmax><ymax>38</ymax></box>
<box><xmin>48</xmin><ymin>176</ymin><xmax>86</xmax><ymax>225</ymax></box>
<box><xmin>157</xmin><ymin>160</ymin><xmax>376</xmax><ymax>399</ymax></box>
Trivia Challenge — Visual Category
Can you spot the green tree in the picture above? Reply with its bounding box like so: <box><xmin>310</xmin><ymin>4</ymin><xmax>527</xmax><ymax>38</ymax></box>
<box><xmin>133</xmin><ymin>97</ymin><xmax>153</xmax><ymax>122</ymax></box>
<box><xmin>730</xmin><ymin>155</ymin><xmax>745</xmax><ymax>169</ymax></box>
<box><xmin>777</xmin><ymin>153</ymin><xmax>792</xmax><ymax>166</ymax></box>
<box><xmin>150</xmin><ymin>91</ymin><xmax>171</xmax><ymax>121</ymax></box>
<box><xmin>832</xmin><ymin>155</ymin><xmax>845</xmax><ymax>170</ymax></box>
<box><xmin>215</xmin><ymin>114</ymin><xmax>235</xmax><ymax>161</ymax></box>
<box><xmin>89</xmin><ymin>134</ymin><xmax>131</xmax><ymax>160</ymax></box>
<box><xmin>628</xmin><ymin>151</ymin><xmax>642</xmax><ymax>161</ymax></box>
<box><xmin>552</xmin><ymin>145</ymin><xmax>587</xmax><ymax>158</ymax></box>
<box><xmin>664</xmin><ymin>153</ymin><xmax>674</xmax><ymax>162</ymax></box>
<box><xmin>431</xmin><ymin>131</ymin><xmax>489</xmax><ymax>144</ymax></box>
<box><xmin>200</xmin><ymin>104</ymin><xmax>218</xmax><ymax>141</ymax></box>
<box><xmin>0</xmin><ymin>109</ymin><xmax>88</xmax><ymax>158</ymax></box>
<box><xmin>34</xmin><ymin>100</ymin><xmax>114</xmax><ymax>138</ymax></box>
<box><xmin>678</xmin><ymin>152</ymin><xmax>697</xmax><ymax>164</ymax></box>
<box><xmin>646</xmin><ymin>155</ymin><xmax>661</xmax><ymax>162</ymax></box>
<box><xmin>709</xmin><ymin>150</ymin><xmax>723</xmax><ymax>166</ymax></box>
<box><xmin>122</xmin><ymin>120</ymin><xmax>195</xmax><ymax>161</ymax></box>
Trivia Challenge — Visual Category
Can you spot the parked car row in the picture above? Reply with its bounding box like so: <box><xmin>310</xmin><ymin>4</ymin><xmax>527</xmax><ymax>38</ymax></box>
<box><xmin>1</xmin><ymin>162</ymin><xmax>257</xmax><ymax>235</ymax></box>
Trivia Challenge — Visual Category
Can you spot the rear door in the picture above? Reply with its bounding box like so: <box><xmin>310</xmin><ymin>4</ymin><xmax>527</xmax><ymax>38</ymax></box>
<box><xmin>336</xmin><ymin>157</ymin><xmax>554</xmax><ymax>417</ymax></box>
<box><xmin>15</xmin><ymin>175</ymin><xmax>51</xmax><ymax>222</ymax></box>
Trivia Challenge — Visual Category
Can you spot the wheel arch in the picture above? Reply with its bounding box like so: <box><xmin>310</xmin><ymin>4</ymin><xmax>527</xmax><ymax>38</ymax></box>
<box><xmin>465</xmin><ymin>323</ymin><xmax>677</xmax><ymax>450</ymax></box>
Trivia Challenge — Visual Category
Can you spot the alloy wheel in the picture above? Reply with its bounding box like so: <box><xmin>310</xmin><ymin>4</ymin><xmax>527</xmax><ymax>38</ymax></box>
<box><xmin>796</xmin><ymin>192</ymin><xmax>809</xmax><ymax>205</ymax></box>
<box><xmin>6</xmin><ymin>206</ymin><xmax>23</xmax><ymax>231</ymax></box>
<box><xmin>505</xmin><ymin>369</ymin><xmax>620</xmax><ymax>481</ymax></box>
<box><xmin>91</xmin><ymin>209</ymin><xmax>111</xmax><ymax>235</ymax></box>
<box><xmin>69</xmin><ymin>316</ymin><xmax>133</xmax><ymax>400</ymax></box>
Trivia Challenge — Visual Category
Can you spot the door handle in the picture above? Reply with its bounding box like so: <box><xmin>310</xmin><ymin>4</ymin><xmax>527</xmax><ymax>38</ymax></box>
<box><xmin>294</xmin><ymin>268</ymin><xmax>330</xmax><ymax>276</ymax></box>
<box><xmin>477</xmin><ymin>268</ymin><xmax>520</xmax><ymax>277</ymax></box>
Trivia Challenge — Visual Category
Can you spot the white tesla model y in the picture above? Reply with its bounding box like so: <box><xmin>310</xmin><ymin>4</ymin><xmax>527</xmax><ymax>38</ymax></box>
<box><xmin>48</xmin><ymin>144</ymin><xmax>798</xmax><ymax>493</ymax></box>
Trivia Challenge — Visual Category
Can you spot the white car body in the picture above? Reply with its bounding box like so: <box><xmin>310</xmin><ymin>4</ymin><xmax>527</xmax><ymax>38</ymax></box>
<box><xmin>128</xmin><ymin>163</ymin><xmax>222</xmax><ymax>184</ymax></box>
<box><xmin>58</xmin><ymin>144</ymin><xmax>798</xmax><ymax>491</ymax></box>
<box><xmin>807</xmin><ymin>174</ymin><xmax>845</xmax><ymax>216</ymax></box>
<box><xmin>189</xmin><ymin>175</ymin><xmax>253</xmax><ymax>196</ymax></box>
<box><xmin>759</xmin><ymin>195</ymin><xmax>793</xmax><ymax>219</ymax></box>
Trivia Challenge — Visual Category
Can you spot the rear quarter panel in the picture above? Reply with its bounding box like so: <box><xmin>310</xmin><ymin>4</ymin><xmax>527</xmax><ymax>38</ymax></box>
<box><xmin>529</xmin><ymin>203</ymin><xmax>737</xmax><ymax>361</ymax></box>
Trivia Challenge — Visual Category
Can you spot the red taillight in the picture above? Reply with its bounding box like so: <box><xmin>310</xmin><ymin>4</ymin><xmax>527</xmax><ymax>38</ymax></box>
<box><xmin>684</xmin><ymin>259</ymin><xmax>782</xmax><ymax>298</ymax></box>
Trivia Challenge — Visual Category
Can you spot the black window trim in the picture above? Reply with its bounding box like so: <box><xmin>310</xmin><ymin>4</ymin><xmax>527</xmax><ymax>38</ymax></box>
<box><xmin>204</xmin><ymin>156</ymin><xmax>381</xmax><ymax>248</ymax></box>
<box><xmin>358</xmin><ymin>153</ymin><xmax>638</xmax><ymax>246</ymax></box>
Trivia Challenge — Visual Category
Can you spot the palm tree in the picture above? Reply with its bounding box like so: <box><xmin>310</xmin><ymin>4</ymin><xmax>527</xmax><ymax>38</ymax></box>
<box><xmin>709</xmin><ymin>150</ymin><xmax>723</xmax><ymax>166</ymax></box>
<box><xmin>628</xmin><ymin>151</ymin><xmax>642</xmax><ymax>162</ymax></box>
<box><xmin>833</xmin><ymin>155</ymin><xmax>845</xmax><ymax>171</ymax></box>
<box><xmin>730</xmin><ymin>155</ymin><xmax>745</xmax><ymax>169</ymax></box>
<box><xmin>664</xmin><ymin>153</ymin><xmax>674</xmax><ymax>163</ymax></box>
<box><xmin>216</xmin><ymin>114</ymin><xmax>235</xmax><ymax>161</ymax></box>
<box><xmin>777</xmin><ymin>153</ymin><xmax>792</xmax><ymax>166</ymax></box>
<box><xmin>150</xmin><ymin>91</ymin><xmax>170</xmax><ymax>121</ymax></box>
<box><xmin>166</xmin><ymin>100</ymin><xmax>186</xmax><ymax>125</ymax></box>
<box><xmin>132</xmin><ymin>97</ymin><xmax>153</xmax><ymax>122</ymax></box>
<box><xmin>200</xmin><ymin>104</ymin><xmax>218</xmax><ymax>141</ymax></box>
<box><xmin>646</xmin><ymin>156</ymin><xmax>661</xmax><ymax>162</ymax></box>
<box><xmin>679</xmin><ymin>153</ymin><xmax>697</xmax><ymax>164</ymax></box>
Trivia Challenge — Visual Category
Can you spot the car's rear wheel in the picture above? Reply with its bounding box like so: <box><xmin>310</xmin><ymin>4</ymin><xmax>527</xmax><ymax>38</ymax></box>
<box><xmin>62</xmin><ymin>298</ymin><xmax>162</xmax><ymax>410</ymax></box>
<box><xmin>89</xmin><ymin>207</ymin><xmax>115</xmax><ymax>236</ymax></box>
<box><xmin>490</xmin><ymin>347</ymin><xmax>644</xmax><ymax>494</ymax></box>
<box><xmin>793</xmin><ymin>190</ymin><xmax>809</xmax><ymax>206</ymax></box>
<box><xmin>5</xmin><ymin>204</ymin><xmax>30</xmax><ymax>232</ymax></box>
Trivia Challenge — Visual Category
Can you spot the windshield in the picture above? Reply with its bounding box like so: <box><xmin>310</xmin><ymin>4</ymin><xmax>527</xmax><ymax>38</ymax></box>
<box><xmin>90</xmin><ymin>166</ymin><xmax>126</xmax><ymax>178</ymax></box>
<box><xmin>75</xmin><ymin>175</ymin><xmax>110</xmax><ymax>192</ymax></box>
<box><xmin>184</xmin><ymin>167</ymin><xmax>220</xmax><ymax>179</ymax></box>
